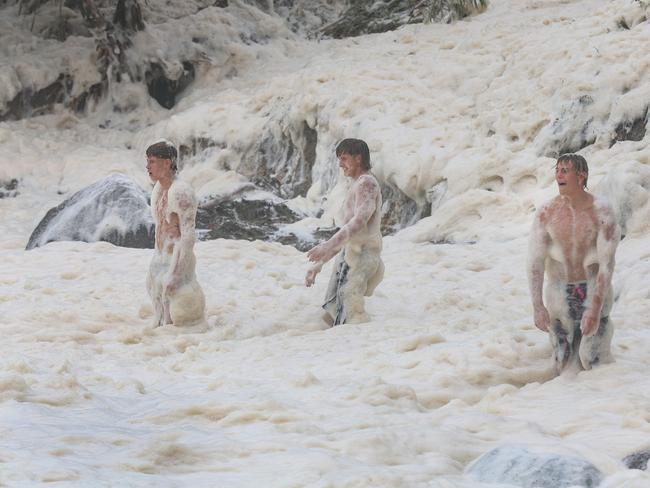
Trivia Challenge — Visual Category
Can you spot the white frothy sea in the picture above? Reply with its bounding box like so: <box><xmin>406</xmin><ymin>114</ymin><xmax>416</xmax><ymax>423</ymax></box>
<box><xmin>2</xmin><ymin>0</ymin><xmax>650</xmax><ymax>486</ymax></box>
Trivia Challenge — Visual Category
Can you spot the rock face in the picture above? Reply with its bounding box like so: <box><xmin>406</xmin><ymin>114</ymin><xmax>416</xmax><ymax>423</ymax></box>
<box><xmin>26</xmin><ymin>174</ymin><xmax>154</xmax><ymax>250</ymax></box>
<box><xmin>623</xmin><ymin>448</ymin><xmax>650</xmax><ymax>470</ymax></box>
<box><xmin>535</xmin><ymin>95</ymin><xmax>598</xmax><ymax>158</ymax></box>
<box><xmin>380</xmin><ymin>183</ymin><xmax>431</xmax><ymax>234</ymax></box>
<box><xmin>320</xmin><ymin>0</ymin><xmax>488</xmax><ymax>39</ymax></box>
<box><xmin>239</xmin><ymin>120</ymin><xmax>318</xmax><ymax>199</ymax></box>
<box><xmin>466</xmin><ymin>445</ymin><xmax>604</xmax><ymax>488</ymax></box>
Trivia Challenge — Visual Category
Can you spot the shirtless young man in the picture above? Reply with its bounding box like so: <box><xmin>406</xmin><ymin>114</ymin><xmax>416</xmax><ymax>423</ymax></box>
<box><xmin>528</xmin><ymin>154</ymin><xmax>620</xmax><ymax>373</ymax></box>
<box><xmin>305</xmin><ymin>138</ymin><xmax>384</xmax><ymax>325</ymax></box>
<box><xmin>145</xmin><ymin>141</ymin><xmax>205</xmax><ymax>327</ymax></box>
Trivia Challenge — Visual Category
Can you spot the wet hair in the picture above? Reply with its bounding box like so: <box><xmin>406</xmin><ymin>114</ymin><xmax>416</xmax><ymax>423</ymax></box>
<box><xmin>556</xmin><ymin>153</ymin><xmax>588</xmax><ymax>189</ymax></box>
<box><xmin>146</xmin><ymin>141</ymin><xmax>178</xmax><ymax>172</ymax></box>
<box><xmin>335</xmin><ymin>138</ymin><xmax>371</xmax><ymax>171</ymax></box>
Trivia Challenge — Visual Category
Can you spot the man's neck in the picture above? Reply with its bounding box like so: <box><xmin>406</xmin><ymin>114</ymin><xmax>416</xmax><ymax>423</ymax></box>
<box><xmin>158</xmin><ymin>174</ymin><xmax>175</xmax><ymax>190</ymax></box>
<box><xmin>351</xmin><ymin>169</ymin><xmax>369</xmax><ymax>180</ymax></box>
<box><xmin>561</xmin><ymin>189</ymin><xmax>591</xmax><ymax>208</ymax></box>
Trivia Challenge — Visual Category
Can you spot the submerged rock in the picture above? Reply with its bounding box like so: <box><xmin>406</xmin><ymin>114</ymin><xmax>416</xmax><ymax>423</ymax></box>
<box><xmin>466</xmin><ymin>445</ymin><xmax>604</xmax><ymax>488</ymax></box>
<box><xmin>26</xmin><ymin>174</ymin><xmax>154</xmax><ymax>250</ymax></box>
<box><xmin>0</xmin><ymin>179</ymin><xmax>18</xmax><ymax>199</ymax></box>
<box><xmin>623</xmin><ymin>448</ymin><xmax>650</xmax><ymax>470</ymax></box>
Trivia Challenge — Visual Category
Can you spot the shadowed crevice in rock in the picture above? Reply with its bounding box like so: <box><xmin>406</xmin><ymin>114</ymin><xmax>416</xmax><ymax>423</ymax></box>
<box><xmin>466</xmin><ymin>445</ymin><xmax>604</xmax><ymax>488</ymax></box>
<box><xmin>239</xmin><ymin>120</ymin><xmax>317</xmax><ymax>198</ymax></box>
<box><xmin>26</xmin><ymin>174</ymin><xmax>154</xmax><ymax>250</ymax></box>
<box><xmin>610</xmin><ymin>106</ymin><xmax>648</xmax><ymax>146</ymax></box>
<box><xmin>145</xmin><ymin>61</ymin><xmax>196</xmax><ymax>110</ymax></box>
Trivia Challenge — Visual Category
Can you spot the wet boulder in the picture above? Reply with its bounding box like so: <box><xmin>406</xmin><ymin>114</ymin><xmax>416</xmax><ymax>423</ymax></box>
<box><xmin>197</xmin><ymin>197</ymin><xmax>336</xmax><ymax>251</ymax></box>
<box><xmin>26</xmin><ymin>174</ymin><xmax>154</xmax><ymax>250</ymax></box>
<box><xmin>623</xmin><ymin>448</ymin><xmax>650</xmax><ymax>470</ymax></box>
<box><xmin>466</xmin><ymin>445</ymin><xmax>604</xmax><ymax>488</ymax></box>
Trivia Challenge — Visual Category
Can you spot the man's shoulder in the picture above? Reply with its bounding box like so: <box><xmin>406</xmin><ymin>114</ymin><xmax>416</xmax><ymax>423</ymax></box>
<box><xmin>355</xmin><ymin>173</ymin><xmax>380</xmax><ymax>190</ymax></box>
<box><xmin>169</xmin><ymin>179</ymin><xmax>197</xmax><ymax>206</ymax></box>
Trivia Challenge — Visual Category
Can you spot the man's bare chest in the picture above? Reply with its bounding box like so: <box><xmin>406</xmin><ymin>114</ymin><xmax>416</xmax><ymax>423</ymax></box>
<box><xmin>547</xmin><ymin>207</ymin><xmax>599</xmax><ymax>251</ymax></box>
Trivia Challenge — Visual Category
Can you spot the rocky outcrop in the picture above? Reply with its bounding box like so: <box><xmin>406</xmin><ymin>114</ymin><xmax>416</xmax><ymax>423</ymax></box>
<box><xmin>466</xmin><ymin>445</ymin><xmax>604</xmax><ymax>488</ymax></box>
<box><xmin>320</xmin><ymin>0</ymin><xmax>488</xmax><ymax>39</ymax></box>
<box><xmin>380</xmin><ymin>183</ymin><xmax>430</xmax><ymax>234</ymax></box>
<box><xmin>26</xmin><ymin>174</ymin><xmax>154</xmax><ymax>250</ymax></box>
<box><xmin>239</xmin><ymin>120</ymin><xmax>318</xmax><ymax>199</ymax></box>
<box><xmin>535</xmin><ymin>95</ymin><xmax>598</xmax><ymax>158</ymax></box>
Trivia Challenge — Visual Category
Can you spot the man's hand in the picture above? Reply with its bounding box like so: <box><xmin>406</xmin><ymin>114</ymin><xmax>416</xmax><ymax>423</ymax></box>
<box><xmin>533</xmin><ymin>305</ymin><xmax>551</xmax><ymax>332</ymax></box>
<box><xmin>307</xmin><ymin>243</ymin><xmax>335</xmax><ymax>263</ymax></box>
<box><xmin>164</xmin><ymin>273</ymin><xmax>180</xmax><ymax>296</ymax></box>
<box><xmin>305</xmin><ymin>268</ymin><xmax>318</xmax><ymax>287</ymax></box>
<box><xmin>580</xmin><ymin>309</ymin><xmax>599</xmax><ymax>337</ymax></box>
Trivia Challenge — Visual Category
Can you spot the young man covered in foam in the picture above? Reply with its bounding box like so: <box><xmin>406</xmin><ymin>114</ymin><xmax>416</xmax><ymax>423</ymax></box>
<box><xmin>145</xmin><ymin>141</ymin><xmax>205</xmax><ymax>327</ymax></box>
<box><xmin>528</xmin><ymin>153</ymin><xmax>620</xmax><ymax>374</ymax></box>
<box><xmin>305</xmin><ymin>138</ymin><xmax>384</xmax><ymax>326</ymax></box>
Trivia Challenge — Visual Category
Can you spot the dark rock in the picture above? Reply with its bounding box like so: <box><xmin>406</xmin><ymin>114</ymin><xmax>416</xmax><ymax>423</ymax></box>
<box><xmin>196</xmin><ymin>198</ymin><xmax>301</xmax><ymax>243</ymax></box>
<box><xmin>113</xmin><ymin>0</ymin><xmax>145</xmax><ymax>32</ymax></box>
<box><xmin>466</xmin><ymin>445</ymin><xmax>604</xmax><ymax>488</ymax></box>
<box><xmin>1</xmin><ymin>74</ymin><xmax>74</xmax><ymax>121</ymax></box>
<box><xmin>623</xmin><ymin>448</ymin><xmax>650</xmax><ymax>470</ymax></box>
<box><xmin>537</xmin><ymin>95</ymin><xmax>598</xmax><ymax>158</ymax></box>
<box><xmin>214</xmin><ymin>0</ymin><xmax>229</xmax><ymax>7</ymax></box>
<box><xmin>380</xmin><ymin>183</ymin><xmax>430</xmax><ymax>235</ymax></box>
<box><xmin>145</xmin><ymin>61</ymin><xmax>195</xmax><ymax>109</ymax></box>
<box><xmin>610</xmin><ymin>107</ymin><xmax>648</xmax><ymax>146</ymax></box>
<box><xmin>178</xmin><ymin>137</ymin><xmax>226</xmax><ymax>162</ymax></box>
<box><xmin>239</xmin><ymin>120</ymin><xmax>317</xmax><ymax>199</ymax></box>
<box><xmin>26</xmin><ymin>174</ymin><xmax>154</xmax><ymax>250</ymax></box>
<box><xmin>0</xmin><ymin>179</ymin><xmax>19</xmax><ymax>199</ymax></box>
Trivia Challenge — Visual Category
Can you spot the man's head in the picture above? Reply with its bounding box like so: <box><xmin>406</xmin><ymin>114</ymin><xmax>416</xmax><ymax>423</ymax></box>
<box><xmin>146</xmin><ymin>141</ymin><xmax>178</xmax><ymax>182</ymax></box>
<box><xmin>336</xmin><ymin>138</ymin><xmax>371</xmax><ymax>177</ymax></box>
<box><xmin>555</xmin><ymin>153</ymin><xmax>588</xmax><ymax>193</ymax></box>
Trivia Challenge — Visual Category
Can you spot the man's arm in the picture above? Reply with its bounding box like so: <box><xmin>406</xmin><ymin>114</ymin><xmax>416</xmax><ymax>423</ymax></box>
<box><xmin>581</xmin><ymin>205</ymin><xmax>620</xmax><ymax>336</ymax></box>
<box><xmin>528</xmin><ymin>208</ymin><xmax>551</xmax><ymax>331</ymax></box>
<box><xmin>165</xmin><ymin>187</ymin><xmax>197</xmax><ymax>293</ymax></box>
<box><xmin>306</xmin><ymin>176</ymin><xmax>379</xmax><ymax>264</ymax></box>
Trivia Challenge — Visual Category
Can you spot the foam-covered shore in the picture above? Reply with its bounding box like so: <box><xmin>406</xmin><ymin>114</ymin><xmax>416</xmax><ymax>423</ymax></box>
<box><xmin>1</xmin><ymin>0</ymin><xmax>650</xmax><ymax>485</ymax></box>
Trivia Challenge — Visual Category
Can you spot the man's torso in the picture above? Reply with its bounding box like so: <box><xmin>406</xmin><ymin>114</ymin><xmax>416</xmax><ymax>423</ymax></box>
<box><xmin>543</xmin><ymin>195</ymin><xmax>600</xmax><ymax>283</ymax></box>
<box><xmin>339</xmin><ymin>174</ymin><xmax>382</xmax><ymax>254</ymax></box>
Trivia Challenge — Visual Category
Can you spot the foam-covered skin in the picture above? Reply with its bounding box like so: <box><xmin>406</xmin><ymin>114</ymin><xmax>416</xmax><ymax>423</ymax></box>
<box><xmin>306</xmin><ymin>173</ymin><xmax>384</xmax><ymax>322</ymax></box>
<box><xmin>528</xmin><ymin>187</ymin><xmax>620</xmax><ymax>372</ymax></box>
<box><xmin>147</xmin><ymin>179</ymin><xmax>205</xmax><ymax>326</ymax></box>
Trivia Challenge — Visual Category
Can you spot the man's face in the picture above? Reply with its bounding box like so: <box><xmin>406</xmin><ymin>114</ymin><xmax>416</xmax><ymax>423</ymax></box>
<box><xmin>338</xmin><ymin>152</ymin><xmax>362</xmax><ymax>177</ymax></box>
<box><xmin>146</xmin><ymin>156</ymin><xmax>172</xmax><ymax>182</ymax></box>
<box><xmin>555</xmin><ymin>161</ymin><xmax>584</xmax><ymax>194</ymax></box>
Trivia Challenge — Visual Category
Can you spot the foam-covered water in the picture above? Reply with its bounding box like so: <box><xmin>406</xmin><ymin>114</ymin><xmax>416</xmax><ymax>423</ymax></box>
<box><xmin>1</xmin><ymin>0</ymin><xmax>650</xmax><ymax>485</ymax></box>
